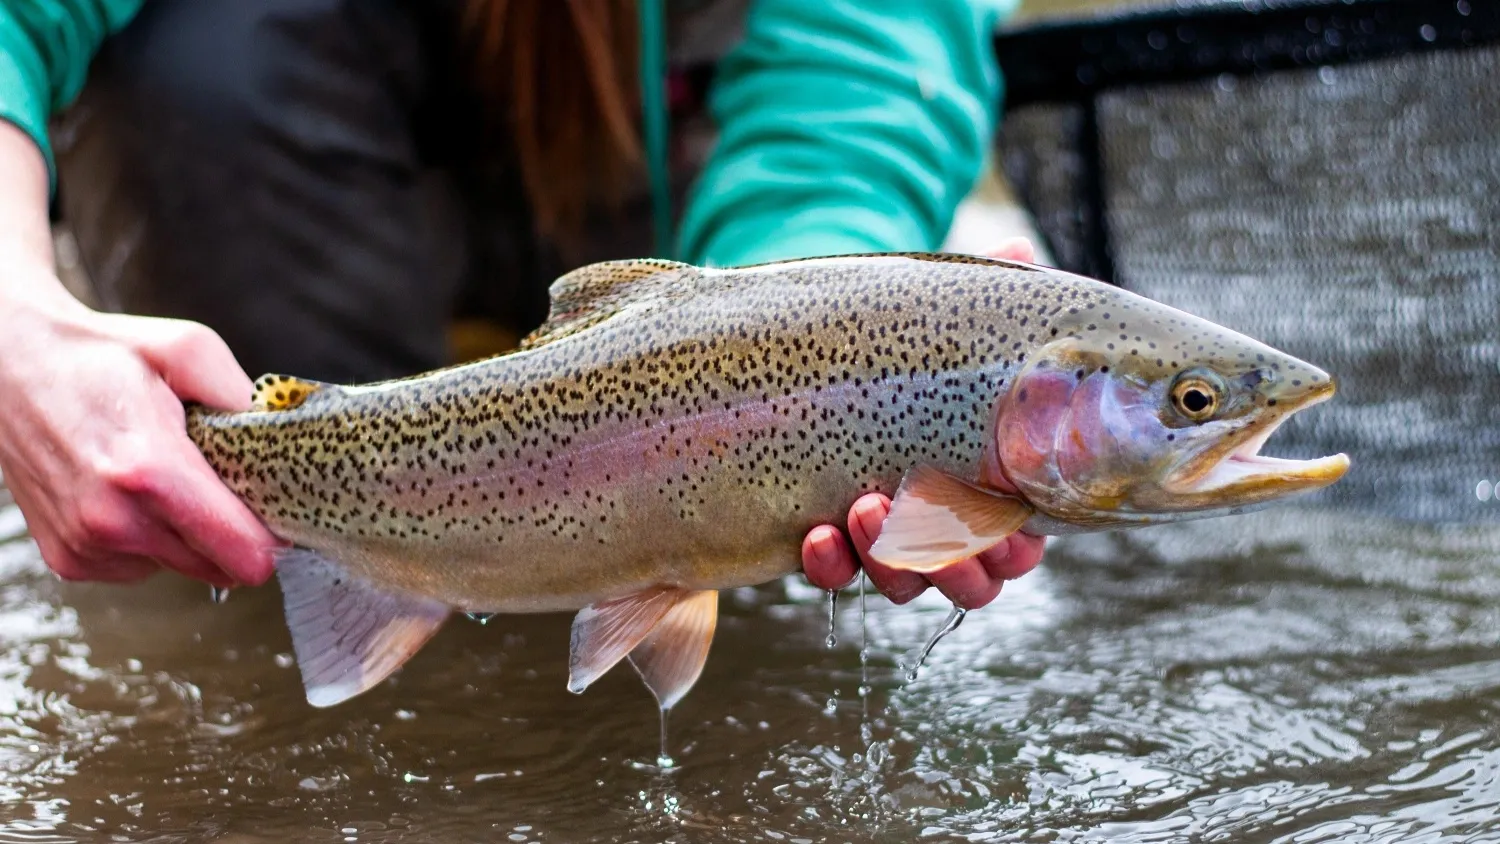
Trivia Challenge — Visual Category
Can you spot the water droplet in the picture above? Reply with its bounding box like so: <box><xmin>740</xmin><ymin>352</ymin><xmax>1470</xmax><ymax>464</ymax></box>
<box><xmin>124</xmin><ymin>658</ymin><xmax>142</xmax><ymax>673</ymax></box>
<box><xmin>401</xmin><ymin>772</ymin><xmax>429</xmax><ymax>783</ymax></box>
<box><xmin>1420</xmin><ymin>24</ymin><xmax>1437</xmax><ymax>41</ymax></box>
<box><xmin>394</xmin><ymin>709</ymin><xmax>417</xmax><ymax>721</ymax></box>
<box><xmin>825</xmin><ymin>588</ymin><xmax>838</xmax><ymax>647</ymax></box>
<box><xmin>1457</xmin><ymin>0</ymin><xmax>1471</xmax><ymax>16</ymax></box>
<box><xmin>857</xmin><ymin>573</ymin><xmax>871</xmax><ymax>728</ymax></box>
<box><xmin>465</xmin><ymin>612</ymin><xmax>495</xmax><ymax>625</ymax></box>
<box><xmin>210</xmin><ymin>586</ymin><xmax>230</xmax><ymax>604</ymax></box>
<box><xmin>274</xmin><ymin>653</ymin><xmax>295</xmax><ymax>669</ymax></box>
<box><xmin>1477</xmin><ymin>479</ymin><xmax>1493</xmax><ymax>502</ymax></box>
<box><xmin>905</xmin><ymin>604</ymin><xmax>967</xmax><ymax>682</ymax></box>
<box><xmin>1318</xmin><ymin>66</ymin><xmax>1337</xmax><ymax>85</ymax></box>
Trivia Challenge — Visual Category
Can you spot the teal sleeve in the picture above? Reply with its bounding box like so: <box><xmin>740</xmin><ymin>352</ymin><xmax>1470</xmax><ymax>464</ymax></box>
<box><xmin>676</xmin><ymin>0</ymin><xmax>1017</xmax><ymax>267</ymax></box>
<box><xmin>0</xmin><ymin>0</ymin><xmax>145</xmax><ymax>192</ymax></box>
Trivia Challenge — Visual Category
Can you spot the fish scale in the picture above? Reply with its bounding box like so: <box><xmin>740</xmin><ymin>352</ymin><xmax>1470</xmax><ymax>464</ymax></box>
<box><xmin>184</xmin><ymin>253</ymin><xmax>1347</xmax><ymax>714</ymax></box>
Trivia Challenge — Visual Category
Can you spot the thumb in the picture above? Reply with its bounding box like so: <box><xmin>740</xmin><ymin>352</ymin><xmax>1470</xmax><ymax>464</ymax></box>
<box><xmin>119</xmin><ymin>317</ymin><xmax>254</xmax><ymax>411</ymax></box>
<box><xmin>986</xmin><ymin>237</ymin><xmax>1036</xmax><ymax>264</ymax></box>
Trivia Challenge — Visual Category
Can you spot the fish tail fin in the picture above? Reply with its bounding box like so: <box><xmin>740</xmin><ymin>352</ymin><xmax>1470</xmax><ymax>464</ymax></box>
<box><xmin>251</xmin><ymin>374</ymin><xmax>334</xmax><ymax>412</ymax></box>
<box><xmin>275</xmin><ymin>548</ymin><xmax>450</xmax><ymax>708</ymax></box>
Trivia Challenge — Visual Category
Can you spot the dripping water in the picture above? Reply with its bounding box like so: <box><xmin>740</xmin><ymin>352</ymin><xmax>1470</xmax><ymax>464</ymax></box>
<box><xmin>656</xmin><ymin>707</ymin><xmax>675</xmax><ymax>770</ymax></box>
<box><xmin>209</xmin><ymin>587</ymin><xmax>230</xmax><ymax>605</ymax></box>
<box><xmin>903</xmin><ymin>605</ymin><xmax>966</xmax><ymax>682</ymax></box>
<box><xmin>825</xmin><ymin>588</ymin><xmax>838</xmax><ymax>648</ymax></box>
<box><xmin>858</xmin><ymin>574</ymin><xmax>871</xmax><ymax>723</ymax></box>
<box><xmin>465</xmin><ymin>612</ymin><xmax>496</xmax><ymax>625</ymax></box>
<box><xmin>825</xmin><ymin>587</ymin><xmax>841</xmax><ymax>715</ymax></box>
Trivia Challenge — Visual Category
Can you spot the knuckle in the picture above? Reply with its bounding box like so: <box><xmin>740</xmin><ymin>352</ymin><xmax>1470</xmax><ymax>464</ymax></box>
<box><xmin>94</xmin><ymin>452</ymin><xmax>167</xmax><ymax>499</ymax></box>
<box><xmin>167</xmin><ymin>322</ymin><xmax>228</xmax><ymax>361</ymax></box>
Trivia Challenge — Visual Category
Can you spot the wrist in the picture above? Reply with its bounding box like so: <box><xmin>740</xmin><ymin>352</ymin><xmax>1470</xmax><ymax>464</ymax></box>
<box><xmin>0</xmin><ymin>119</ymin><xmax>55</xmax><ymax>274</ymax></box>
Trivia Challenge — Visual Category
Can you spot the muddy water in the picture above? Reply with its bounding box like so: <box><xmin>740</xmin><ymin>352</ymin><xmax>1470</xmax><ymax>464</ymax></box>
<box><xmin>1</xmin><ymin>479</ymin><xmax>1499</xmax><ymax>843</ymax></box>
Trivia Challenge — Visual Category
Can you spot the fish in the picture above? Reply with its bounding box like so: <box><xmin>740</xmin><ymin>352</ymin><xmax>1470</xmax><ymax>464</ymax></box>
<box><xmin>184</xmin><ymin>253</ymin><xmax>1349</xmax><ymax>712</ymax></box>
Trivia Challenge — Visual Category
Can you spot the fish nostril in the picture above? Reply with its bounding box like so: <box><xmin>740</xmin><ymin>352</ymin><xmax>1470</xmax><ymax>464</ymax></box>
<box><xmin>1240</xmin><ymin>368</ymin><xmax>1271</xmax><ymax>390</ymax></box>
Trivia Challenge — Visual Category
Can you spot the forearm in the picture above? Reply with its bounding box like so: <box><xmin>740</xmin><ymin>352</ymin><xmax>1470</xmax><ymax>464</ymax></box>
<box><xmin>678</xmin><ymin>0</ymin><xmax>1011</xmax><ymax>268</ymax></box>
<box><xmin>0</xmin><ymin>119</ymin><xmax>57</xmax><ymax>282</ymax></box>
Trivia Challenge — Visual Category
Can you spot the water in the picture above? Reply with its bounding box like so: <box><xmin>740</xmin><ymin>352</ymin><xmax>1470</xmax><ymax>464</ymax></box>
<box><xmin>1</xmin><ymin>474</ymin><xmax>1499</xmax><ymax>843</ymax></box>
<box><xmin>900</xmin><ymin>605</ymin><xmax>967</xmax><ymax>682</ymax></box>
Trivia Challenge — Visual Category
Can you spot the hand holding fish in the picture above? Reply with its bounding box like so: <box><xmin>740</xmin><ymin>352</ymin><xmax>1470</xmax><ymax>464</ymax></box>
<box><xmin>0</xmin><ymin>292</ymin><xmax>281</xmax><ymax>589</ymax></box>
<box><xmin>799</xmin><ymin>237</ymin><xmax>1045</xmax><ymax>608</ymax></box>
<box><xmin>0</xmin><ymin>124</ymin><xmax>279</xmax><ymax>590</ymax></box>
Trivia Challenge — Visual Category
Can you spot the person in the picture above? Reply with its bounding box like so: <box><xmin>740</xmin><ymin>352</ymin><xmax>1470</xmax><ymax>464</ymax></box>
<box><xmin>0</xmin><ymin>0</ymin><xmax>1045</xmax><ymax>610</ymax></box>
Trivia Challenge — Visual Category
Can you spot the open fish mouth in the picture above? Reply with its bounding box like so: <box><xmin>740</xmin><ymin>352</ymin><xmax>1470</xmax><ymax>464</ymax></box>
<box><xmin>1167</xmin><ymin>382</ymin><xmax>1349</xmax><ymax>500</ymax></box>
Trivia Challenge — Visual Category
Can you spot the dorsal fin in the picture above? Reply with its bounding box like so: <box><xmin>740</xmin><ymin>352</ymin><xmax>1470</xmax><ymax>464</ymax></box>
<box><xmin>518</xmin><ymin>258</ymin><xmax>693</xmax><ymax>349</ymax></box>
<box><xmin>251</xmin><ymin>374</ymin><xmax>331</xmax><ymax>412</ymax></box>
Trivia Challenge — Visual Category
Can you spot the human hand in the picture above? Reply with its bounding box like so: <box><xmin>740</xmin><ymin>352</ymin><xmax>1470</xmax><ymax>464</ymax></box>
<box><xmin>799</xmin><ymin>236</ymin><xmax>1048</xmax><ymax>608</ymax></box>
<box><xmin>0</xmin><ymin>277</ymin><xmax>282</xmax><ymax>588</ymax></box>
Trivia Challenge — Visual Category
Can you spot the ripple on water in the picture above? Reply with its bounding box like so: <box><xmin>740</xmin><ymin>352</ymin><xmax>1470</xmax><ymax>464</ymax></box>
<box><xmin>0</xmin><ymin>502</ymin><xmax>1499</xmax><ymax>841</ymax></box>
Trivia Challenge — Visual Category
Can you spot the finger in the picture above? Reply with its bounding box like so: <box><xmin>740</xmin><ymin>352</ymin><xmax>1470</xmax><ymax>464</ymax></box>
<box><xmin>986</xmin><ymin>237</ymin><xmax>1037</xmax><ymax>264</ymax></box>
<box><xmin>124</xmin><ymin>317</ymin><xmax>255</xmax><ymax>411</ymax></box>
<box><xmin>33</xmin><ymin>533</ymin><xmax>160</xmax><ymax>584</ymax></box>
<box><xmin>978</xmin><ymin>532</ymin><xmax>1047</xmax><ymax>582</ymax></box>
<box><xmin>53</xmin><ymin>554</ymin><xmax>159</xmax><ymax>584</ymax></box>
<box><xmin>136</xmin><ymin>451</ymin><xmax>282</xmax><ymax>586</ymax></box>
<box><xmin>801</xmin><ymin>525</ymin><xmax>859</xmax><ymax>591</ymax></box>
<box><xmin>847</xmin><ymin>494</ymin><xmax>928</xmax><ymax>604</ymax></box>
<box><xmin>135</xmin><ymin>526</ymin><xmax>239</xmax><ymax>588</ymax></box>
<box><xmin>923</xmin><ymin>558</ymin><xmax>1005</xmax><ymax>609</ymax></box>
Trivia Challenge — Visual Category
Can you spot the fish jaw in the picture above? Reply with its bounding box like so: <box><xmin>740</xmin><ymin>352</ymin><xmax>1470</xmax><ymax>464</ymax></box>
<box><xmin>1160</xmin><ymin>379</ymin><xmax>1349</xmax><ymax>507</ymax></box>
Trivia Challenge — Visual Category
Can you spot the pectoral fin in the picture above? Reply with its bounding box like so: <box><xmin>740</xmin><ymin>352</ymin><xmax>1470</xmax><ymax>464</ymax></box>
<box><xmin>275</xmin><ymin>548</ymin><xmax>451</xmax><ymax>708</ymax></box>
<box><xmin>867</xmin><ymin>465</ymin><xmax>1033</xmax><ymax>574</ymax></box>
<box><xmin>568</xmin><ymin>586</ymin><xmax>720</xmax><ymax>710</ymax></box>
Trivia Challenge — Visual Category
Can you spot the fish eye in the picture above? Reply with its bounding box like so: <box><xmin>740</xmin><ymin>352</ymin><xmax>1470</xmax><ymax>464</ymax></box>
<box><xmin>1170</xmin><ymin>371</ymin><xmax>1224</xmax><ymax>423</ymax></box>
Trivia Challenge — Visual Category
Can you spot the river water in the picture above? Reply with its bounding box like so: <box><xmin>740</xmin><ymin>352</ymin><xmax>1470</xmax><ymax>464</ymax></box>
<box><xmin>1</xmin><ymin>474</ymin><xmax>1498</xmax><ymax>843</ymax></box>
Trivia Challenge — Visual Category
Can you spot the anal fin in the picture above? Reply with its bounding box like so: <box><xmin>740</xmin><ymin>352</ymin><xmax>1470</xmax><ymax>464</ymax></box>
<box><xmin>867</xmin><ymin>464</ymin><xmax>1034</xmax><ymax>574</ymax></box>
<box><xmin>569</xmin><ymin>587</ymin><xmax>720</xmax><ymax>710</ymax></box>
<box><xmin>275</xmin><ymin>548</ymin><xmax>450</xmax><ymax>707</ymax></box>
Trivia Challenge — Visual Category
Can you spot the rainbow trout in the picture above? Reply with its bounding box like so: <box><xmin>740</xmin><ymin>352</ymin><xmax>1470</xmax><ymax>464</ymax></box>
<box><xmin>185</xmin><ymin>254</ymin><xmax>1349</xmax><ymax>711</ymax></box>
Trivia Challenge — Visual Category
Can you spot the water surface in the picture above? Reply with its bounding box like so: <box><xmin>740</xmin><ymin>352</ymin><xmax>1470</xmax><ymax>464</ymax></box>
<box><xmin>1</xmin><ymin>477</ymin><xmax>1498</xmax><ymax>842</ymax></box>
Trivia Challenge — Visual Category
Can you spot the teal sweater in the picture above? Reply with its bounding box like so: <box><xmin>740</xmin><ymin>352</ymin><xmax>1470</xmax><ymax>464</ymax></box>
<box><xmin>0</xmin><ymin>0</ymin><xmax>1014</xmax><ymax>268</ymax></box>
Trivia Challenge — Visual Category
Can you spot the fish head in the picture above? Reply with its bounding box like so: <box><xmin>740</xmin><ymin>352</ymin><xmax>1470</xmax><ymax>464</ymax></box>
<box><xmin>990</xmin><ymin>295</ymin><xmax>1349</xmax><ymax>530</ymax></box>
